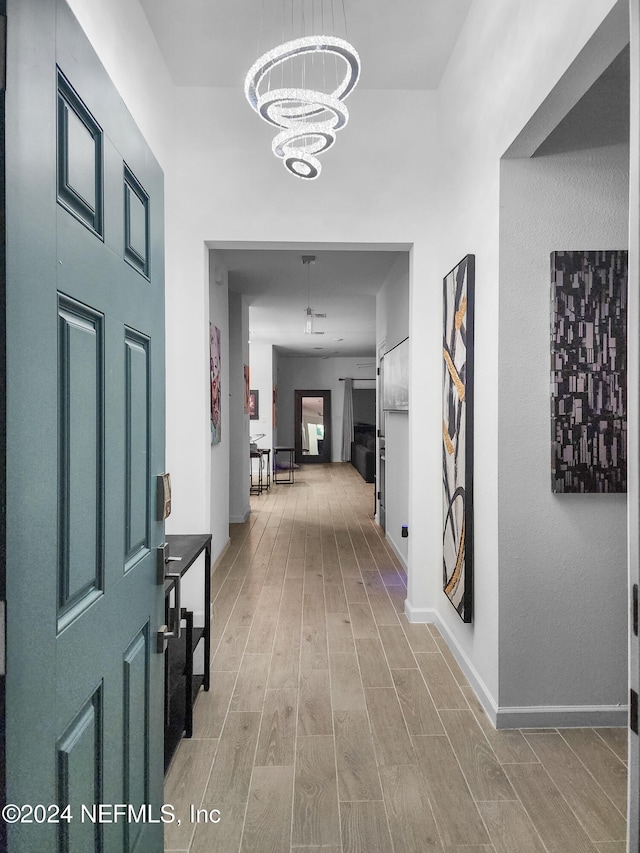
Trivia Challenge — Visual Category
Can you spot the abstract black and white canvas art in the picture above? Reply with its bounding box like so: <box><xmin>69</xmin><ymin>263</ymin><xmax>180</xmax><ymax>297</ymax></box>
<box><xmin>442</xmin><ymin>254</ymin><xmax>474</xmax><ymax>623</ymax></box>
<box><xmin>551</xmin><ymin>250</ymin><xmax>627</xmax><ymax>493</ymax></box>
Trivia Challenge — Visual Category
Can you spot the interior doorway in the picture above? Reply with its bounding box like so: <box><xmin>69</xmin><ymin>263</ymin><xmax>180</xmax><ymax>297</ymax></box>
<box><xmin>294</xmin><ymin>390</ymin><xmax>332</xmax><ymax>464</ymax></box>
<box><xmin>498</xmin><ymin>2</ymin><xmax>633</xmax><ymax>838</ymax></box>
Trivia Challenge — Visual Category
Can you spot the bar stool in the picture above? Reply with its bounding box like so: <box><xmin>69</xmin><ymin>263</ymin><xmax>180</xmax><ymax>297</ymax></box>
<box><xmin>250</xmin><ymin>449</ymin><xmax>263</xmax><ymax>494</ymax></box>
<box><xmin>261</xmin><ymin>448</ymin><xmax>271</xmax><ymax>490</ymax></box>
<box><xmin>274</xmin><ymin>446</ymin><xmax>295</xmax><ymax>483</ymax></box>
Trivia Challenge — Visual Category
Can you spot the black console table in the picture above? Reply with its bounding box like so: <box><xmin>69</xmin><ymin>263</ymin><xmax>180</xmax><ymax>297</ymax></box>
<box><xmin>163</xmin><ymin>533</ymin><xmax>211</xmax><ymax>772</ymax></box>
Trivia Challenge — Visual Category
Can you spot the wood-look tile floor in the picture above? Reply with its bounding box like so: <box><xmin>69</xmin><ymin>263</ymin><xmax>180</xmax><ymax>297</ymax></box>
<box><xmin>164</xmin><ymin>463</ymin><xmax>628</xmax><ymax>853</ymax></box>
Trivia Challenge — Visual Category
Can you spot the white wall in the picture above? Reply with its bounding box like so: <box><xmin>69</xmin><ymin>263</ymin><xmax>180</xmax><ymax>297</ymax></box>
<box><xmin>207</xmin><ymin>253</ymin><xmax>231</xmax><ymax>552</ymax></box>
<box><xmin>431</xmin><ymin>0</ymin><xmax>624</xmax><ymax>715</ymax></box>
<box><xmin>277</xmin><ymin>357</ymin><xmax>377</xmax><ymax>463</ymax></box>
<box><xmin>228</xmin><ymin>290</ymin><xmax>251</xmax><ymax>523</ymax></box>
<box><xmin>376</xmin><ymin>255</ymin><xmax>410</xmax><ymax>568</ymax></box>
<box><xmin>385</xmin><ymin>414</ymin><xmax>409</xmax><ymax>568</ymax></box>
<box><xmin>376</xmin><ymin>254</ymin><xmax>410</xmax><ymax>351</ymax></box>
<box><xmin>249</xmin><ymin>342</ymin><xmax>275</xmax><ymax>451</ymax></box>
<box><xmin>498</xmin><ymin>143</ymin><xmax>629</xmax><ymax>722</ymax></box>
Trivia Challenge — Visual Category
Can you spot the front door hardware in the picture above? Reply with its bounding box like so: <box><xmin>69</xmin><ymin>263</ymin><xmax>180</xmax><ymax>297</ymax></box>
<box><xmin>156</xmin><ymin>624</ymin><xmax>168</xmax><ymax>654</ymax></box>
<box><xmin>156</xmin><ymin>541</ymin><xmax>183</xmax><ymax>652</ymax></box>
<box><xmin>157</xmin><ymin>541</ymin><xmax>182</xmax><ymax>584</ymax></box>
<box><xmin>633</xmin><ymin>584</ymin><xmax>638</xmax><ymax>637</ymax></box>
<box><xmin>157</xmin><ymin>472</ymin><xmax>172</xmax><ymax>520</ymax></box>
<box><xmin>156</xmin><ymin>572</ymin><xmax>183</xmax><ymax>653</ymax></box>
<box><xmin>631</xmin><ymin>689</ymin><xmax>638</xmax><ymax>735</ymax></box>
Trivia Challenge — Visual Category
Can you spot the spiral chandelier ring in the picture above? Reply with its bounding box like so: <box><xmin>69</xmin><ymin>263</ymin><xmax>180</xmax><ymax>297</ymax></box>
<box><xmin>245</xmin><ymin>34</ymin><xmax>361</xmax><ymax>181</ymax></box>
<box><xmin>244</xmin><ymin>36</ymin><xmax>360</xmax><ymax>112</ymax></box>
<box><xmin>284</xmin><ymin>152</ymin><xmax>322</xmax><ymax>180</ymax></box>
<box><xmin>258</xmin><ymin>89</ymin><xmax>349</xmax><ymax>131</ymax></box>
<box><xmin>272</xmin><ymin>124</ymin><xmax>337</xmax><ymax>159</ymax></box>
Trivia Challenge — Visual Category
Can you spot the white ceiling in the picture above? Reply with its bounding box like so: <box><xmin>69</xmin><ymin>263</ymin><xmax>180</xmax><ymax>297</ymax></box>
<box><xmin>139</xmin><ymin>0</ymin><xmax>472</xmax><ymax>90</ymax></box>
<box><xmin>140</xmin><ymin>1</ymin><xmax>472</xmax><ymax>357</ymax></box>
<box><xmin>216</xmin><ymin>248</ymin><xmax>402</xmax><ymax>357</ymax></box>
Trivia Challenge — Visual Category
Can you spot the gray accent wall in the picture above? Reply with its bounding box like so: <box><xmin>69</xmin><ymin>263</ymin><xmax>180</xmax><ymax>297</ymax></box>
<box><xmin>353</xmin><ymin>389</ymin><xmax>376</xmax><ymax>426</ymax></box>
<box><xmin>498</xmin><ymin>143</ymin><xmax>629</xmax><ymax>718</ymax></box>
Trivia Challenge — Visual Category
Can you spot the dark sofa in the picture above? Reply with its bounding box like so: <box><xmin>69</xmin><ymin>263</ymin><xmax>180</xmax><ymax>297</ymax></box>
<box><xmin>350</xmin><ymin>424</ymin><xmax>375</xmax><ymax>483</ymax></box>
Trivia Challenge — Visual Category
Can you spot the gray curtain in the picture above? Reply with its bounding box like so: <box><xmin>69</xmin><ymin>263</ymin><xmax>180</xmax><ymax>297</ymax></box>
<box><xmin>341</xmin><ymin>378</ymin><xmax>354</xmax><ymax>461</ymax></box>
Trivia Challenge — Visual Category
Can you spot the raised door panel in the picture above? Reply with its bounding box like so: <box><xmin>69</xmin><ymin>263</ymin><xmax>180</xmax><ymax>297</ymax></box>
<box><xmin>124</xmin><ymin>332</ymin><xmax>150</xmax><ymax>572</ymax></box>
<box><xmin>56</xmin><ymin>70</ymin><xmax>103</xmax><ymax>237</ymax></box>
<box><xmin>57</xmin><ymin>297</ymin><xmax>104</xmax><ymax>632</ymax></box>
<box><xmin>56</xmin><ymin>688</ymin><xmax>102</xmax><ymax>853</ymax></box>
<box><xmin>123</xmin><ymin>627</ymin><xmax>150</xmax><ymax>853</ymax></box>
<box><xmin>124</xmin><ymin>165</ymin><xmax>150</xmax><ymax>279</ymax></box>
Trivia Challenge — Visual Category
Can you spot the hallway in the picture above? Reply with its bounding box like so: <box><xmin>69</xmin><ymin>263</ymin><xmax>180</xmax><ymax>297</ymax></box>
<box><xmin>164</xmin><ymin>463</ymin><xmax>628</xmax><ymax>853</ymax></box>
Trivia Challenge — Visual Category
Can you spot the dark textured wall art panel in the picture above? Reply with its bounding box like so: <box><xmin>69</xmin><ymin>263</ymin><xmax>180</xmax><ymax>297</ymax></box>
<box><xmin>550</xmin><ymin>250</ymin><xmax>628</xmax><ymax>493</ymax></box>
<box><xmin>442</xmin><ymin>254</ymin><xmax>474</xmax><ymax>623</ymax></box>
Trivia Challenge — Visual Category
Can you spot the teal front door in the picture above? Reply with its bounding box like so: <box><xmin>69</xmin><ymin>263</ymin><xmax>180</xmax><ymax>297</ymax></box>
<box><xmin>5</xmin><ymin>1</ymin><xmax>166</xmax><ymax>850</ymax></box>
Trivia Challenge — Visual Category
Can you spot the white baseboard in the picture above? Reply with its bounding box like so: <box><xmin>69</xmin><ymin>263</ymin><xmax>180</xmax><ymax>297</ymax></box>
<box><xmin>385</xmin><ymin>533</ymin><xmax>408</xmax><ymax>572</ymax></box>
<box><xmin>403</xmin><ymin>601</ymin><xmax>626</xmax><ymax>729</ymax></box>
<box><xmin>404</xmin><ymin>602</ymin><xmax>499</xmax><ymax>724</ymax></box>
<box><xmin>404</xmin><ymin>602</ymin><xmax>436</xmax><ymax>623</ymax></box>
<box><xmin>211</xmin><ymin>536</ymin><xmax>231</xmax><ymax>574</ymax></box>
<box><xmin>496</xmin><ymin>704</ymin><xmax>628</xmax><ymax>729</ymax></box>
<box><xmin>229</xmin><ymin>509</ymin><xmax>251</xmax><ymax>523</ymax></box>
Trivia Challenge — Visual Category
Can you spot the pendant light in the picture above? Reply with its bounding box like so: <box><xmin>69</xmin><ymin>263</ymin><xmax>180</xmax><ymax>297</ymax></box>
<box><xmin>245</xmin><ymin>0</ymin><xmax>361</xmax><ymax>180</ymax></box>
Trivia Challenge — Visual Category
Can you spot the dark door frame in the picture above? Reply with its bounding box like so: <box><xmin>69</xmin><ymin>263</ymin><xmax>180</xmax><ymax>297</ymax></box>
<box><xmin>294</xmin><ymin>389</ymin><xmax>332</xmax><ymax>464</ymax></box>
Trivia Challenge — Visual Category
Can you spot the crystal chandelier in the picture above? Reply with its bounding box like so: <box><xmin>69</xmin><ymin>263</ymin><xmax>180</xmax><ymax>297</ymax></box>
<box><xmin>245</xmin><ymin>1</ymin><xmax>360</xmax><ymax>180</ymax></box>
